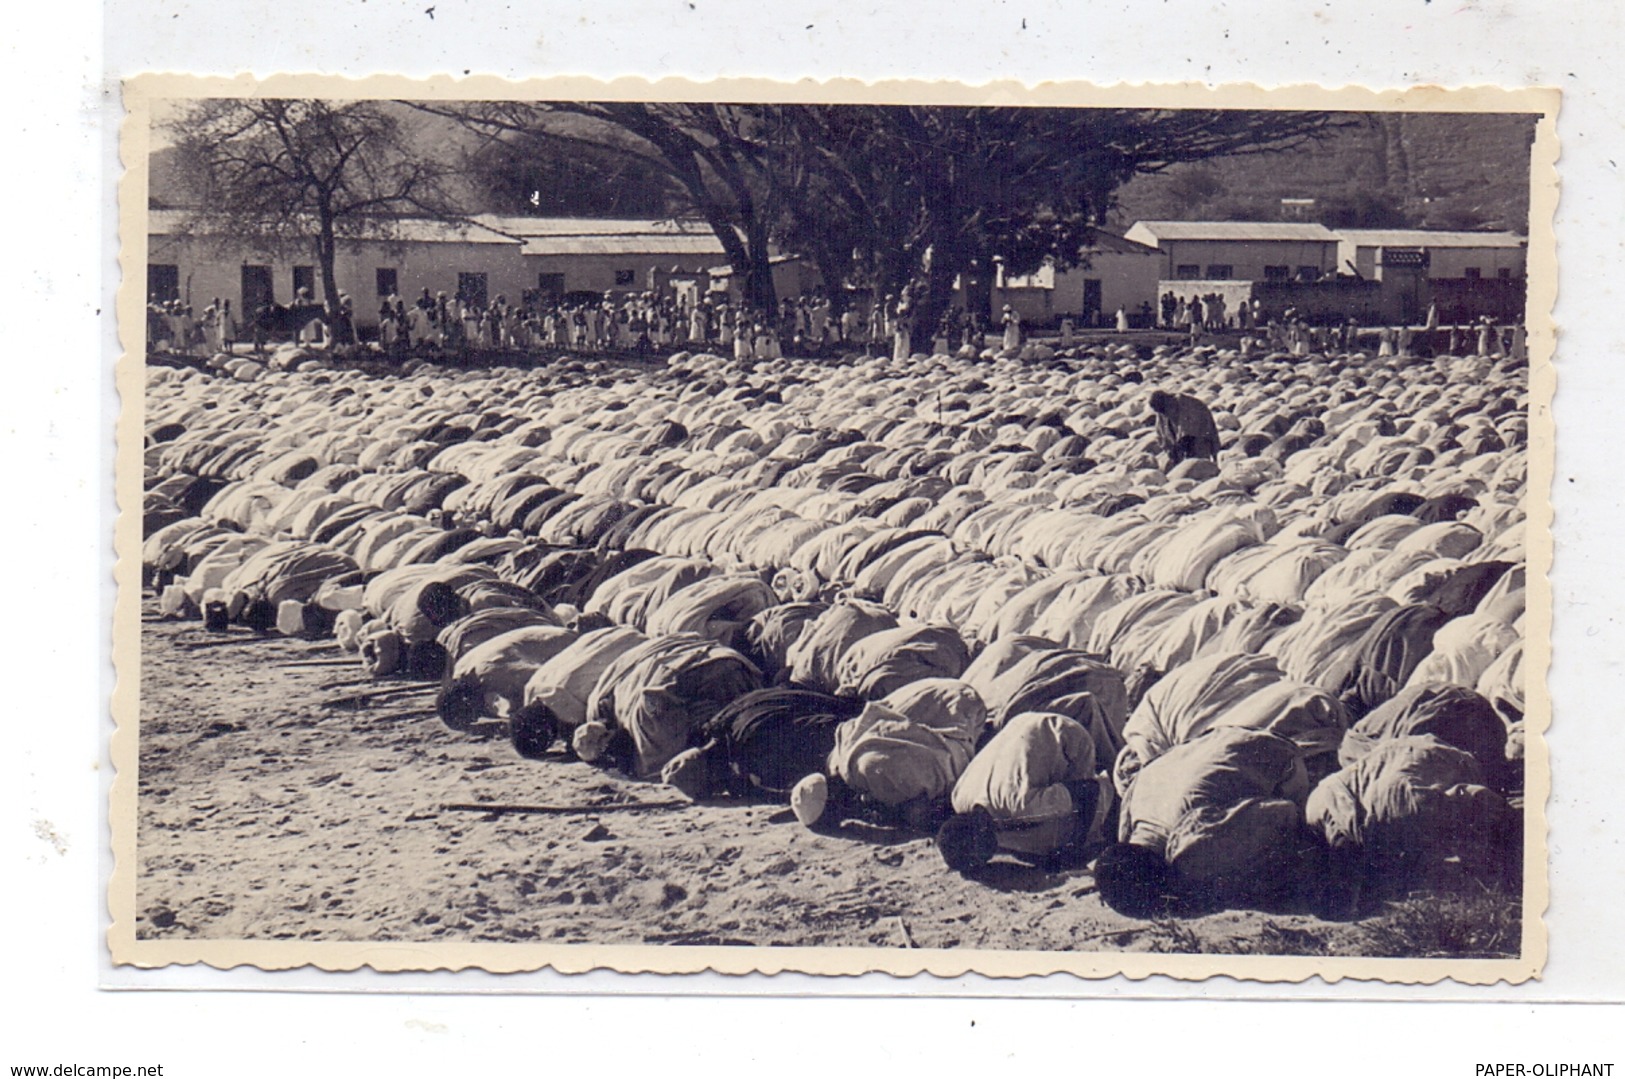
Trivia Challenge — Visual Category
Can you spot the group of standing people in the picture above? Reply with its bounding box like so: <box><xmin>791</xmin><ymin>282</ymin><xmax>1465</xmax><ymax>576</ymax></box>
<box><xmin>153</xmin><ymin>278</ymin><xmax>1526</xmax><ymax>370</ymax></box>
<box><xmin>1160</xmin><ymin>290</ymin><xmax>1251</xmax><ymax>336</ymax></box>
<box><xmin>146</xmin><ymin>297</ymin><xmax>237</xmax><ymax>355</ymax></box>
<box><xmin>370</xmin><ymin>287</ymin><xmax>881</xmax><ymax>362</ymax></box>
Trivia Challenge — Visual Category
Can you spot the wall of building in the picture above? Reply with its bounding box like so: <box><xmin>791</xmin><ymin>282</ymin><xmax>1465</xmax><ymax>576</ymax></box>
<box><xmin>145</xmin><ymin>233</ymin><xmax>532</xmax><ymax>327</ymax></box>
<box><xmin>1350</xmin><ymin>245</ymin><xmax>1526</xmax><ymax>281</ymax></box>
<box><xmin>524</xmin><ymin>252</ymin><xmax>722</xmax><ymax>297</ymax></box>
<box><xmin>1155</xmin><ymin>280</ymin><xmax>1258</xmax><ymax>325</ymax></box>
<box><xmin>991</xmin><ymin>285</ymin><xmax>1059</xmax><ymax>326</ymax></box>
<box><xmin>1430</xmin><ymin>277</ymin><xmax>1528</xmax><ymax>323</ymax></box>
<box><xmin>361</xmin><ymin>242</ymin><xmax>531</xmax><ymax>312</ymax></box>
<box><xmin>1251</xmin><ymin>278</ymin><xmax>1388</xmax><ymax>324</ymax></box>
<box><xmin>1056</xmin><ymin>253</ymin><xmax>1164</xmax><ymax>325</ymax></box>
<box><xmin>1159</xmin><ymin>239</ymin><xmax>1338</xmax><ymax>281</ymax></box>
<box><xmin>706</xmin><ymin>259</ymin><xmax>823</xmax><ymax>306</ymax></box>
<box><xmin>982</xmin><ymin>252</ymin><xmax>1163</xmax><ymax>328</ymax></box>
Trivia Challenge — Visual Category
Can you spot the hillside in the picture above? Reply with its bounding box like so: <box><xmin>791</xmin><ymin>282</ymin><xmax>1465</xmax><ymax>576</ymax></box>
<box><xmin>1109</xmin><ymin>111</ymin><xmax>1539</xmax><ymax>233</ymax></box>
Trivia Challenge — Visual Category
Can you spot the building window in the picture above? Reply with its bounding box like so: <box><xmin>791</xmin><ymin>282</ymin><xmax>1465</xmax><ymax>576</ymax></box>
<box><xmin>1204</xmin><ymin>264</ymin><xmax>1234</xmax><ymax>280</ymax></box>
<box><xmin>148</xmin><ymin>263</ymin><xmax>180</xmax><ymax>303</ymax></box>
<box><xmin>1497</xmin><ymin>267</ymin><xmax>1513</xmax><ymax>279</ymax></box>
<box><xmin>292</xmin><ymin>265</ymin><xmax>316</xmax><ymax>297</ymax></box>
<box><xmin>1263</xmin><ymin>265</ymin><xmax>1291</xmax><ymax>281</ymax></box>
<box><xmin>375</xmin><ymin>268</ymin><xmax>398</xmax><ymax>297</ymax></box>
<box><xmin>1175</xmin><ymin>264</ymin><xmax>1201</xmax><ymax>280</ymax></box>
<box><xmin>614</xmin><ymin>268</ymin><xmax>637</xmax><ymax>287</ymax></box>
<box><xmin>1463</xmin><ymin>267</ymin><xmax>1482</xmax><ymax>279</ymax></box>
<box><xmin>537</xmin><ymin>273</ymin><xmax>565</xmax><ymax>300</ymax></box>
<box><xmin>1296</xmin><ymin>265</ymin><xmax>1321</xmax><ymax>281</ymax></box>
<box><xmin>457</xmin><ymin>272</ymin><xmax>489</xmax><ymax>308</ymax></box>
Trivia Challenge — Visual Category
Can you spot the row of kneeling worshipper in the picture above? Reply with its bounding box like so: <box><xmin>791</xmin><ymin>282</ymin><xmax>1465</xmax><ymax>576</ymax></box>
<box><xmin>140</xmin><ymin>339</ymin><xmax>1528</xmax><ymax>919</ymax></box>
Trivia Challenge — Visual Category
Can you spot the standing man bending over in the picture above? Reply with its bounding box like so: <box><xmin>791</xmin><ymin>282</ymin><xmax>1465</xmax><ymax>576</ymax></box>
<box><xmin>1147</xmin><ymin>389</ymin><xmax>1220</xmax><ymax>470</ymax></box>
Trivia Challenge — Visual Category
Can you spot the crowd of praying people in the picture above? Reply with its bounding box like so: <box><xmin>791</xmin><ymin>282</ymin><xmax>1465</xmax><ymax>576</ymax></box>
<box><xmin>140</xmin><ymin>329</ymin><xmax>1530</xmax><ymax>928</ymax></box>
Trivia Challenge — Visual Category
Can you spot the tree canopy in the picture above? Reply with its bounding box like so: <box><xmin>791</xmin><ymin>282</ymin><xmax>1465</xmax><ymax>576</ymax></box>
<box><xmin>420</xmin><ymin>101</ymin><xmax>1341</xmax><ymax>338</ymax></box>
<box><xmin>461</xmin><ymin>124</ymin><xmax>682</xmax><ymax>217</ymax></box>
<box><xmin>168</xmin><ymin>97</ymin><xmax>1344</xmax><ymax>336</ymax></box>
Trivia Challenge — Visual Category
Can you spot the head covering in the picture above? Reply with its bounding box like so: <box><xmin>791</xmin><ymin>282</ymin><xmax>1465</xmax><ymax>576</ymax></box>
<box><xmin>936</xmin><ymin>807</ymin><xmax>998</xmax><ymax>873</ymax></box>
<box><xmin>1094</xmin><ymin>842</ymin><xmax>1179</xmax><ymax>918</ymax></box>
<box><xmin>790</xmin><ymin>772</ymin><xmax>829</xmax><ymax>827</ymax></box>
<box><xmin>573</xmin><ymin>720</ymin><xmax>614</xmax><ymax>762</ymax></box>
<box><xmin>661</xmin><ymin>745</ymin><xmax>721</xmax><ymax>800</ymax></box>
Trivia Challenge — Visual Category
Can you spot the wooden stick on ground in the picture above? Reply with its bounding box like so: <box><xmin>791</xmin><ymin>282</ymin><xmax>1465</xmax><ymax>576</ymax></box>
<box><xmin>178</xmin><ymin>636</ymin><xmax>273</xmax><ymax>651</ymax></box>
<box><xmin>353</xmin><ymin>708</ymin><xmax>438</xmax><ymax>724</ymax></box>
<box><xmin>439</xmin><ymin>800</ymin><xmax>690</xmax><ymax>817</ymax></box>
<box><xmin>324</xmin><ymin>684</ymin><xmax>436</xmax><ymax>708</ymax></box>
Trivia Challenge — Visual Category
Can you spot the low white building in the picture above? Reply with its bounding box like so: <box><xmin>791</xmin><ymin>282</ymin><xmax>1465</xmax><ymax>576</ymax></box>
<box><xmin>1123</xmin><ymin>220</ymin><xmax>1342</xmax><ymax>282</ymax></box>
<box><xmin>1334</xmin><ymin>229</ymin><xmax>1527</xmax><ymax>281</ymax></box>
<box><xmin>706</xmin><ymin>253</ymin><xmax>822</xmax><ymax>306</ymax></box>
<box><xmin>146</xmin><ymin>211</ymin><xmax>530</xmax><ymax>326</ymax></box>
<box><xmin>986</xmin><ymin>230</ymin><xmax>1164</xmax><ymax>326</ymax></box>
<box><xmin>476</xmin><ymin>215</ymin><xmax>726</xmax><ymax>300</ymax></box>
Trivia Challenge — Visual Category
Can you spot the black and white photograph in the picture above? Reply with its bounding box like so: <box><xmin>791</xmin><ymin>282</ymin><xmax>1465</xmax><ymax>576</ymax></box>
<box><xmin>113</xmin><ymin>76</ymin><xmax>1554</xmax><ymax>980</ymax></box>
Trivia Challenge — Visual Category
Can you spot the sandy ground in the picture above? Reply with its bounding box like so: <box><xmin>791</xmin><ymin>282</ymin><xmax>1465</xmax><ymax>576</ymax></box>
<box><xmin>135</xmin><ymin>603</ymin><xmax>1516</xmax><ymax>957</ymax></box>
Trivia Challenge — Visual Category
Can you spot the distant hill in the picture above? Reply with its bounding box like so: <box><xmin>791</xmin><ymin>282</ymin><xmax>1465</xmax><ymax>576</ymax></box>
<box><xmin>1109</xmin><ymin>112</ymin><xmax>1539</xmax><ymax>233</ymax></box>
<box><xmin>148</xmin><ymin>103</ymin><xmax>493</xmax><ymax>212</ymax></box>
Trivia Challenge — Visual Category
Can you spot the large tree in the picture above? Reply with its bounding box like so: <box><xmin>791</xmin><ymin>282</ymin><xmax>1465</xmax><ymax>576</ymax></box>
<box><xmin>412</xmin><ymin>101</ymin><xmax>782</xmax><ymax>309</ymax></box>
<box><xmin>418</xmin><ymin>101</ymin><xmax>1341</xmax><ymax>342</ymax></box>
<box><xmin>462</xmin><ymin>127</ymin><xmax>681</xmax><ymax>217</ymax></box>
<box><xmin>765</xmin><ymin>106</ymin><xmax>1346</xmax><ymax>346</ymax></box>
<box><xmin>162</xmin><ymin>98</ymin><xmax>455</xmax><ymax>306</ymax></box>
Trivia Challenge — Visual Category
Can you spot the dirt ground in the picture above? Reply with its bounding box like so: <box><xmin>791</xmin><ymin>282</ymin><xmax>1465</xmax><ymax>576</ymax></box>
<box><xmin>134</xmin><ymin>605</ymin><xmax>1519</xmax><ymax>958</ymax></box>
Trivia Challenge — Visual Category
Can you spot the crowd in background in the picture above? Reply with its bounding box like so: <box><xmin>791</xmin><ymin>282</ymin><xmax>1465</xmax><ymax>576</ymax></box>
<box><xmin>152</xmin><ymin>285</ymin><xmax>908</xmax><ymax>362</ymax></box>
<box><xmin>150</xmin><ymin>281</ymin><xmax>1524</xmax><ymax>367</ymax></box>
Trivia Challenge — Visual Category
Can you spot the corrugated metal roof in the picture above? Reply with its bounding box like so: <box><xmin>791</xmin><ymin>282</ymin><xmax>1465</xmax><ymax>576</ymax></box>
<box><xmin>1126</xmin><ymin>220</ymin><xmax>1339</xmax><ymax>243</ymax></box>
<box><xmin>1083</xmin><ymin>230</ymin><xmax>1162</xmax><ymax>256</ymax></box>
<box><xmin>525</xmin><ymin>234</ymin><xmax>727</xmax><ymax>257</ymax></box>
<box><xmin>1335</xmin><ymin>229</ymin><xmax>1526</xmax><ymax>249</ymax></box>
<box><xmin>475</xmin><ymin>215</ymin><xmax>718</xmax><ymax>239</ymax></box>
<box><xmin>148</xmin><ymin>210</ymin><xmax>521</xmax><ymax>245</ymax></box>
<box><xmin>708</xmin><ymin>253</ymin><xmax>804</xmax><ymax>276</ymax></box>
<box><xmin>473</xmin><ymin>215</ymin><xmax>727</xmax><ymax>258</ymax></box>
<box><xmin>367</xmin><ymin>219</ymin><xmax>522</xmax><ymax>245</ymax></box>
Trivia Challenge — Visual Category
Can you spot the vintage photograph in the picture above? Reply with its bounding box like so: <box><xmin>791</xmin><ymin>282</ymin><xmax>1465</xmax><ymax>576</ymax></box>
<box><xmin>113</xmin><ymin>76</ymin><xmax>1554</xmax><ymax>980</ymax></box>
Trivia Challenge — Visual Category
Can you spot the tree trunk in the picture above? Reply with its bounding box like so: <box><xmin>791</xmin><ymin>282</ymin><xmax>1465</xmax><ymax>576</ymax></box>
<box><xmin>315</xmin><ymin>217</ymin><xmax>341</xmax><ymax>308</ymax></box>
<box><xmin>910</xmin><ymin>240</ymin><xmax>966</xmax><ymax>354</ymax></box>
<box><xmin>812</xmin><ymin>247</ymin><xmax>850</xmax><ymax>317</ymax></box>
<box><xmin>697</xmin><ymin>208</ymin><xmax>756</xmax><ymax>310</ymax></box>
<box><xmin>742</xmin><ymin>218</ymin><xmax>777</xmax><ymax>312</ymax></box>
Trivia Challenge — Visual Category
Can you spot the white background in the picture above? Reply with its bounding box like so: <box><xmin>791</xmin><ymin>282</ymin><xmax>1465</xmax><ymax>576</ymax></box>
<box><xmin>7</xmin><ymin>0</ymin><xmax>1625</xmax><ymax>1072</ymax></box>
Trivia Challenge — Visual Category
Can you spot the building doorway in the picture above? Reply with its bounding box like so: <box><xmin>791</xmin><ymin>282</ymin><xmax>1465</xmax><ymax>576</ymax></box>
<box><xmin>241</xmin><ymin>265</ymin><xmax>273</xmax><ymax>315</ymax></box>
<box><xmin>1082</xmin><ymin>279</ymin><xmax>1103</xmax><ymax>325</ymax></box>
<box><xmin>147</xmin><ymin>264</ymin><xmax>180</xmax><ymax>304</ymax></box>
